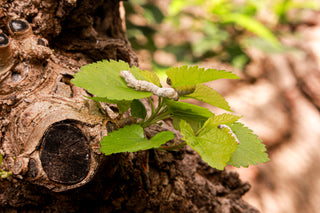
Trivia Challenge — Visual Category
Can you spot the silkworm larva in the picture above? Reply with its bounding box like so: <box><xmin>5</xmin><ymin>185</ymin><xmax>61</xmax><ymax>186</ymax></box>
<box><xmin>218</xmin><ymin>124</ymin><xmax>240</xmax><ymax>144</ymax></box>
<box><xmin>120</xmin><ymin>70</ymin><xmax>179</xmax><ymax>100</ymax></box>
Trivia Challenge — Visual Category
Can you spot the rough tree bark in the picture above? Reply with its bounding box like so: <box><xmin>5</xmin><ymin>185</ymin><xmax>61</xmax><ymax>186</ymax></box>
<box><xmin>0</xmin><ymin>0</ymin><xmax>258</xmax><ymax>212</ymax></box>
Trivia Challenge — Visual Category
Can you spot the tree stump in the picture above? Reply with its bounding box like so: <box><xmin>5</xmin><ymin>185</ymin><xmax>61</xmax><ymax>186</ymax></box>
<box><xmin>0</xmin><ymin>0</ymin><xmax>259</xmax><ymax>212</ymax></box>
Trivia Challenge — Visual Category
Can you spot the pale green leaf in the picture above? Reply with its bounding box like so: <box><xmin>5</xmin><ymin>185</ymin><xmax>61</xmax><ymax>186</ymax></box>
<box><xmin>174</xmin><ymin>85</ymin><xmax>196</xmax><ymax>96</ymax></box>
<box><xmin>180</xmin><ymin>119</ymin><xmax>238</xmax><ymax>170</ymax></box>
<box><xmin>71</xmin><ymin>60</ymin><xmax>151</xmax><ymax>100</ymax></box>
<box><xmin>130</xmin><ymin>66</ymin><xmax>148</xmax><ymax>81</ymax></box>
<box><xmin>227</xmin><ymin>122</ymin><xmax>270</xmax><ymax>167</ymax></box>
<box><xmin>131</xmin><ymin>99</ymin><xmax>147</xmax><ymax>119</ymax></box>
<box><xmin>169</xmin><ymin>0</ymin><xmax>205</xmax><ymax>15</ymax></box>
<box><xmin>198</xmin><ymin>113</ymin><xmax>241</xmax><ymax>133</ymax></box>
<box><xmin>172</xmin><ymin>112</ymin><xmax>239</xmax><ymax>133</ymax></box>
<box><xmin>166</xmin><ymin>65</ymin><xmax>239</xmax><ymax>88</ymax></box>
<box><xmin>165</xmin><ymin>99</ymin><xmax>214</xmax><ymax>122</ymax></box>
<box><xmin>181</xmin><ymin>84</ymin><xmax>232</xmax><ymax>111</ymax></box>
<box><xmin>166</xmin><ymin>99</ymin><xmax>212</xmax><ymax>132</ymax></box>
<box><xmin>100</xmin><ymin>124</ymin><xmax>175</xmax><ymax>155</ymax></box>
<box><xmin>140</xmin><ymin>70</ymin><xmax>161</xmax><ymax>87</ymax></box>
<box><xmin>172</xmin><ymin>116</ymin><xmax>204</xmax><ymax>133</ymax></box>
<box><xmin>168</xmin><ymin>0</ymin><xmax>186</xmax><ymax>16</ymax></box>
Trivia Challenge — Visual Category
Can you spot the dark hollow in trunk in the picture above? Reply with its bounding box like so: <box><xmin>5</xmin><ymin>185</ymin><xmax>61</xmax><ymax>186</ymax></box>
<box><xmin>40</xmin><ymin>121</ymin><xmax>91</xmax><ymax>185</ymax></box>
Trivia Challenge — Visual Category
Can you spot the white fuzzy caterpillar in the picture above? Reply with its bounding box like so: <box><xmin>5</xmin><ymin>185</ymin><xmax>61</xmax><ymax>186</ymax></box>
<box><xmin>218</xmin><ymin>124</ymin><xmax>240</xmax><ymax>144</ymax></box>
<box><xmin>120</xmin><ymin>70</ymin><xmax>179</xmax><ymax>100</ymax></box>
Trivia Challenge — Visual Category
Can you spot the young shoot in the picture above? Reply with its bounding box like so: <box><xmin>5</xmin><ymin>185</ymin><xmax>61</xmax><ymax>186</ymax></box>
<box><xmin>71</xmin><ymin>60</ymin><xmax>269</xmax><ymax>170</ymax></box>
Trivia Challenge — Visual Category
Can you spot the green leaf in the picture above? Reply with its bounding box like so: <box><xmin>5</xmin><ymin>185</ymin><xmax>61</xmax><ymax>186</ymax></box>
<box><xmin>140</xmin><ymin>70</ymin><xmax>161</xmax><ymax>87</ymax></box>
<box><xmin>0</xmin><ymin>153</ymin><xmax>2</xmax><ymax>166</ymax></box>
<box><xmin>144</xmin><ymin>4</ymin><xmax>165</xmax><ymax>24</ymax></box>
<box><xmin>130</xmin><ymin>99</ymin><xmax>147</xmax><ymax>119</ymax></box>
<box><xmin>243</xmin><ymin>37</ymin><xmax>284</xmax><ymax>53</ymax></box>
<box><xmin>71</xmin><ymin>60</ymin><xmax>152</xmax><ymax>100</ymax></box>
<box><xmin>165</xmin><ymin>99</ymin><xmax>214</xmax><ymax>122</ymax></box>
<box><xmin>100</xmin><ymin>124</ymin><xmax>175</xmax><ymax>155</ymax></box>
<box><xmin>181</xmin><ymin>84</ymin><xmax>232</xmax><ymax>111</ymax></box>
<box><xmin>174</xmin><ymin>85</ymin><xmax>196</xmax><ymax>96</ymax></box>
<box><xmin>227</xmin><ymin>122</ymin><xmax>270</xmax><ymax>167</ymax></box>
<box><xmin>192</xmin><ymin>21</ymin><xmax>229</xmax><ymax>57</ymax></box>
<box><xmin>166</xmin><ymin>65</ymin><xmax>240</xmax><ymax>87</ymax></box>
<box><xmin>222</xmin><ymin>13</ymin><xmax>281</xmax><ymax>48</ymax></box>
<box><xmin>172</xmin><ymin>116</ymin><xmax>204</xmax><ymax>133</ymax></box>
<box><xmin>180</xmin><ymin>119</ymin><xmax>238</xmax><ymax>170</ymax></box>
<box><xmin>168</xmin><ymin>0</ymin><xmax>205</xmax><ymax>16</ymax></box>
<box><xmin>130</xmin><ymin>66</ymin><xmax>148</xmax><ymax>81</ymax></box>
<box><xmin>89</xmin><ymin>96</ymin><xmax>131</xmax><ymax>114</ymax></box>
<box><xmin>201</xmin><ymin>113</ymin><xmax>241</xmax><ymax>129</ymax></box>
<box><xmin>172</xmin><ymin>112</ymin><xmax>239</xmax><ymax>133</ymax></box>
<box><xmin>168</xmin><ymin>0</ymin><xmax>187</xmax><ymax>16</ymax></box>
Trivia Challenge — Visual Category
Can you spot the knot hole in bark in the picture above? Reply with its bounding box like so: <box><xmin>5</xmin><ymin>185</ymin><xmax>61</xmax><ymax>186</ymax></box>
<box><xmin>39</xmin><ymin>120</ymin><xmax>91</xmax><ymax>185</ymax></box>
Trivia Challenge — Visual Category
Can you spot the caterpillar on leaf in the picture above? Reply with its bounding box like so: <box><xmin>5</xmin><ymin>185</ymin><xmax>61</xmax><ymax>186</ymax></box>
<box><xmin>120</xmin><ymin>70</ymin><xmax>179</xmax><ymax>100</ymax></box>
<box><xmin>218</xmin><ymin>124</ymin><xmax>240</xmax><ymax>144</ymax></box>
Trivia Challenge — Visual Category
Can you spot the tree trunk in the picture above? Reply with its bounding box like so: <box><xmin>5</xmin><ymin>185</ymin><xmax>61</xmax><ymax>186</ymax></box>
<box><xmin>0</xmin><ymin>0</ymin><xmax>258</xmax><ymax>212</ymax></box>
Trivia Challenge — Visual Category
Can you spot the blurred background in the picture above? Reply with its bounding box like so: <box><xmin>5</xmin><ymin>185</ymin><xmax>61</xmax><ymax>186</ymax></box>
<box><xmin>123</xmin><ymin>0</ymin><xmax>320</xmax><ymax>212</ymax></box>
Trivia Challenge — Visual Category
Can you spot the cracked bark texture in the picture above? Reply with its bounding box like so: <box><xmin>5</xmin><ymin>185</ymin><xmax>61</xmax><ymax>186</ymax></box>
<box><xmin>0</xmin><ymin>0</ymin><xmax>258</xmax><ymax>212</ymax></box>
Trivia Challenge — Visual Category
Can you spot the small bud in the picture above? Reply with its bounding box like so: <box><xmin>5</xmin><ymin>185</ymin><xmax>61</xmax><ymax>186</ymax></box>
<box><xmin>166</xmin><ymin>77</ymin><xmax>172</xmax><ymax>86</ymax></box>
